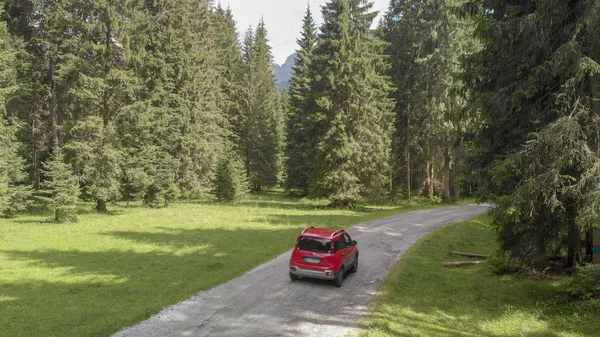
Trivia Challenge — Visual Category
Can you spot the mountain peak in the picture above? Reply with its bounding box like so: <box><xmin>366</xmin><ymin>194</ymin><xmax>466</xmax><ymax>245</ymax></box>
<box><xmin>274</xmin><ymin>53</ymin><xmax>296</xmax><ymax>92</ymax></box>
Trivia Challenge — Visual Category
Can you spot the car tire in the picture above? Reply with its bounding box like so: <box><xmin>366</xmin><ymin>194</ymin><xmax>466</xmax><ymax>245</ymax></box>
<box><xmin>351</xmin><ymin>256</ymin><xmax>358</xmax><ymax>273</ymax></box>
<box><xmin>333</xmin><ymin>268</ymin><xmax>344</xmax><ymax>287</ymax></box>
<box><xmin>290</xmin><ymin>272</ymin><xmax>299</xmax><ymax>281</ymax></box>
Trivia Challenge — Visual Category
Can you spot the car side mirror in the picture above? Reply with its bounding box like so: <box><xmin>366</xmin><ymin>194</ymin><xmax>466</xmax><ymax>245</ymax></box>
<box><xmin>352</xmin><ymin>240</ymin><xmax>357</xmax><ymax>246</ymax></box>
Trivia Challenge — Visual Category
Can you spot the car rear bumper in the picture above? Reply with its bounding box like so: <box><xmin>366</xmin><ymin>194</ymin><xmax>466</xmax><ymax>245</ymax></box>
<box><xmin>289</xmin><ymin>265</ymin><xmax>337</xmax><ymax>280</ymax></box>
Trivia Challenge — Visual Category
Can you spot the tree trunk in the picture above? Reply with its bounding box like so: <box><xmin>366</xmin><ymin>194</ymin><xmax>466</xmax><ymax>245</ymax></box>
<box><xmin>406</xmin><ymin>143</ymin><xmax>411</xmax><ymax>201</ymax></box>
<box><xmin>443</xmin><ymin>146</ymin><xmax>451</xmax><ymax>201</ymax></box>
<box><xmin>588</xmin><ymin>59</ymin><xmax>599</xmax><ymax>263</ymax></box>
<box><xmin>591</xmin><ymin>67</ymin><xmax>600</xmax><ymax>154</ymax></box>
<box><xmin>429</xmin><ymin>157</ymin><xmax>435</xmax><ymax>198</ymax></box>
<box><xmin>406</xmin><ymin>113</ymin><xmax>411</xmax><ymax>201</ymax></box>
<box><xmin>452</xmin><ymin>145</ymin><xmax>460</xmax><ymax>200</ymax></box>
<box><xmin>567</xmin><ymin>206</ymin><xmax>582</xmax><ymax>267</ymax></box>
<box><xmin>585</xmin><ymin>229</ymin><xmax>593</xmax><ymax>260</ymax></box>
<box><xmin>95</xmin><ymin>199</ymin><xmax>108</xmax><ymax>213</ymax></box>
<box><xmin>424</xmin><ymin>147</ymin><xmax>434</xmax><ymax>198</ymax></box>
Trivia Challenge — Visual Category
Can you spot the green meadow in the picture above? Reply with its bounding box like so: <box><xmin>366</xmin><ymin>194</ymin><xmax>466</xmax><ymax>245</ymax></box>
<box><xmin>0</xmin><ymin>192</ymin><xmax>444</xmax><ymax>337</ymax></box>
<box><xmin>360</xmin><ymin>216</ymin><xmax>600</xmax><ymax>337</ymax></box>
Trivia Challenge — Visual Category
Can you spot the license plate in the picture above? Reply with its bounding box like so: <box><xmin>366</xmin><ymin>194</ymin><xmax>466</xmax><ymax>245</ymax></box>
<box><xmin>304</xmin><ymin>257</ymin><xmax>321</xmax><ymax>264</ymax></box>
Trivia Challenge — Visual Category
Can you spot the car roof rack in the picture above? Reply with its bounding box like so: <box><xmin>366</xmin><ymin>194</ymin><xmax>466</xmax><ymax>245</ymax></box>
<box><xmin>301</xmin><ymin>226</ymin><xmax>315</xmax><ymax>234</ymax></box>
<box><xmin>330</xmin><ymin>229</ymin><xmax>345</xmax><ymax>237</ymax></box>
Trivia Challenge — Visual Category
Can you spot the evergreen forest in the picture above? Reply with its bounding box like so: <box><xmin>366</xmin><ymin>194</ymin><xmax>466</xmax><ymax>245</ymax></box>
<box><xmin>1</xmin><ymin>0</ymin><xmax>599</xmax><ymax>269</ymax></box>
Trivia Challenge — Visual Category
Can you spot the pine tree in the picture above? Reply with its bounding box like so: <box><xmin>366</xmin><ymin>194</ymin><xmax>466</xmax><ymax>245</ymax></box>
<box><xmin>285</xmin><ymin>5</ymin><xmax>317</xmax><ymax>195</ymax></box>
<box><xmin>3</xmin><ymin>0</ymin><xmax>81</xmax><ymax>188</ymax></box>
<box><xmin>470</xmin><ymin>0</ymin><xmax>600</xmax><ymax>267</ymax></box>
<box><xmin>142</xmin><ymin>148</ymin><xmax>180</xmax><ymax>208</ymax></box>
<box><xmin>127</xmin><ymin>0</ymin><xmax>226</xmax><ymax>200</ymax></box>
<box><xmin>59</xmin><ymin>1</ymin><xmax>131</xmax><ymax>213</ymax></box>
<box><xmin>3</xmin><ymin>0</ymin><xmax>132</xmax><ymax>210</ymax></box>
<box><xmin>383</xmin><ymin>0</ymin><xmax>477</xmax><ymax>201</ymax></box>
<box><xmin>308</xmin><ymin>0</ymin><xmax>395</xmax><ymax>208</ymax></box>
<box><xmin>38</xmin><ymin>144</ymin><xmax>80</xmax><ymax>222</ymax></box>
<box><xmin>213</xmin><ymin>148</ymin><xmax>249</xmax><ymax>202</ymax></box>
<box><xmin>0</xmin><ymin>10</ymin><xmax>32</xmax><ymax>217</ymax></box>
<box><xmin>211</xmin><ymin>3</ymin><xmax>244</xmax><ymax>143</ymax></box>
<box><xmin>239</xmin><ymin>21</ymin><xmax>283</xmax><ymax>191</ymax></box>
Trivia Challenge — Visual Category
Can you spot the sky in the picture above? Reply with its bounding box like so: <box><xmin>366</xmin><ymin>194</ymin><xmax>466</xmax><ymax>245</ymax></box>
<box><xmin>222</xmin><ymin>0</ymin><xmax>390</xmax><ymax>65</ymax></box>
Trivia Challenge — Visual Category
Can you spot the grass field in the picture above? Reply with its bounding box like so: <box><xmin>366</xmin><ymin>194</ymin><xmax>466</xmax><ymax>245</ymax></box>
<box><xmin>0</xmin><ymin>192</ymin><xmax>448</xmax><ymax>337</ymax></box>
<box><xmin>359</xmin><ymin>215</ymin><xmax>600</xmax><ymax>337</ymax></box>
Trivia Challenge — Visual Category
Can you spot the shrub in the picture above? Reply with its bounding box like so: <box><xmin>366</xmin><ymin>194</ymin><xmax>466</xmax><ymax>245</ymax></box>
<box><xmin>213</xmin><ymin>153</ymin><xmax>249</xmax><ymax>202</ymax></box>
<box><xmin>563</xmin><ymin>264</ymin><xmax>600</xmax><ymax>300</ymax></box>
<box><xmin>488</xmin><ymin>249</ymin><xmax>521</xmax><ymax>274</ymax></box>
<box><xmin>38</xmin><ymin>146</ymin><xmax>81</xmax><ymax>222</ymax></box>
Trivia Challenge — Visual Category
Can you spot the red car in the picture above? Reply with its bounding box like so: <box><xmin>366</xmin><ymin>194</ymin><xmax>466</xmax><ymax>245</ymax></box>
<box><xmin>289</xmin><ymin>227</ymin><xmax>358</xmax><ymax>287</ymax></box>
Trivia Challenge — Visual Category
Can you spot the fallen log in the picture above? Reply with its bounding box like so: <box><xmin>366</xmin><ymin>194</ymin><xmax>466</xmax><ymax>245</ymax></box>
<box><xmin>449</xmin><ymin>251</ymin><xmax>488</xmax><ymax>259</ymax></box>
<box><xmin>442</xmin><ymin>261</ymin><xmax>485</xmax><ymax>267</ymax></box>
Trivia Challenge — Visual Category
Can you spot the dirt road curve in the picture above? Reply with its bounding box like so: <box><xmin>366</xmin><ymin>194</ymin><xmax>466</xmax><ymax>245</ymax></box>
<box><xmin>112</xmin><ymin>204</ymin><xmax>489</xmax><ymax>337</ymax></box>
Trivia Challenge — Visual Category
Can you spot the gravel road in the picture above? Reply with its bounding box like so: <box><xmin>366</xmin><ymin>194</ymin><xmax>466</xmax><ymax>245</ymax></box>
<box><xmin>112</xmin><ymin>204</ymin><xmax>489</xmax><ymax>337</ymax></box>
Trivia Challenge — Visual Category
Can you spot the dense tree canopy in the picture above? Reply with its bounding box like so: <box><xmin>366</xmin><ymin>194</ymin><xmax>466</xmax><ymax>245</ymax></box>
<box><xmin>0</xmin><ymin>0</ymin><xmax>599</xmax><ymax>271</ymax></box>
<box><xmin>0</xmin><ymin>7</ymin><xmax>31</xmax><ymax>217</ymax></box>
<box><xmin>383</xmin><ymin>0</ymin><xmax>478</xmax><ymax>201</ymax></box>
<box><xmin>470</xmin><ymin>0</ymin><xmax>600</xmax><ymax>267</ymax></box>
<box><xmin>303</xmin><ymin>0</ymin><xmax>395</xmax><ymax>207</ymax></box>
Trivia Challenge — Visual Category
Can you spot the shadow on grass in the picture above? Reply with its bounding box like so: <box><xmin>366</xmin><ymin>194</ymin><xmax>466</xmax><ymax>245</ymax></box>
<box><xmin>0</xmin><ymin>225</ymin><xmax>329</xmax><ymax>337</ymax></box>
<box><xmin>12</xmin><ymin>203</ymin><xmax>127</xmax><ymax>225</ymax></box>
<box><xmin>358</xmin><ymin>217</ymin><xmax>600</xmax><ymax>337</ymax></box>
<box><xmin>359</xmin><ymin>287</ymin><xmax>589</xmax><ymax>337</ymax></box>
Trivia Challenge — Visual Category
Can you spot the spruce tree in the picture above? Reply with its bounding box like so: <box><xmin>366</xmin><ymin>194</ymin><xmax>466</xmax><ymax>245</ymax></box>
<box><xmin>59</xmin><ymin>1</ymin><xmax>131</xmax><ymax>212</ymax></box>
<box><xmin>3</xmin><ymin>1</ymin><xmax>132</xmax><ymax>210</ymax></box>
<box><xmin>3</xmin><ymin>0</ymin><xmax>81</xmax><ymax>188</ymax></box>
<box><xmin>0</xmin><ymin>11</ymin><xmax>32</xmax><ymax>217</ymax></box>
<box><xmin>239</xmin><ymin>21</ymin><xmax>283</xmax><ymax>191</ymax></box>
<box><xmin>0</xmin><ymin>126</ymin><xmax>33</xmax><ymax>218</ymax></box>
<box><xmin>127</xmin><ymin>0</ymin><xmax>226</xmax><ymax>200</ymax></box>
<box><xmin>38</xmin><ymin>144</ymin><xmax>80</xmax><ymax>222</ymax></box>
<box><xmin>211</xmin><ymin>4</ymin><xmax>244</xmax><ymax>143</ymax></box>
<box><xmin>383</xmin><ymin>0</ymin><xmax>477</xmax><ymax>201</ymax></box>
<box><xmin>308</xmin><ymin>0</ymin><xmax>395</xmax><ymax>207</ymax></box>
<box><xmin>213</xmin><ymin>148</ymin><xmax>249</xmax><ymax>202</ymax></box>
<box><xmin>470</xmin><ymin>0</ymin><xmax>600</xmax><ymax>267</ymax></box>
<box><xmin>285</xmin><ymin>5</ymin><xmax>317</xmax><ymax>195</ymax></box>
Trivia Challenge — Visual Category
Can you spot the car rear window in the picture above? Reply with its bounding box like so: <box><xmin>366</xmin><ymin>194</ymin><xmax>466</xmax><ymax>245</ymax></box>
<box><xmin>297</xmin><ymin>237</ymin><xmax>331</xmax><ymax>253</ymax></box>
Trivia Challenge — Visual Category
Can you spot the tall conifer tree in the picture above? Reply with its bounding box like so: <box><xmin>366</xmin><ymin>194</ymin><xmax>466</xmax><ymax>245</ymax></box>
<box><xmin>212</xmin><ymin>4</ymin><xmax>244</xmax><ymax>141</ymax></box>
<box><xmin>38</xmin><ymin>144</ymin><xmax>80</xmax><ymax>222</ymax></box>
<box><xmin>308</xmin><ymin>0</ymin><xmax>394</xmax><ymax>207</ymax></box>
<box><xmin>60</xmin><ymin>1</ymin><xmax>131</xmax><ymax>212</ymax></box>
<box><xmin>285</xmin><ymin>5</ymin><xmax>317</xmax><ymax>195</ymax></box>
<box><xmin>471</xmin><ymin>0</ymin><xmax>600</xmax><ymax>267</ymax></box>
<box><xmin>239</xmin><ymin>21</ymin><xmax>283</xmax><ymax>191</ymax></box>
<box><xmin>126</xmin><ymin>0</ymin><xmax>226</xmax><ymax>202</ymax></box>
<box><xmin>0</xmin><ymin>8</ymin><xmax>32</xmax><ymax>217</ymax></box>
<box><xmin>384</xmin><ymin>0</ymin><xmax>478</xmax><ymax>200</ymax></box>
